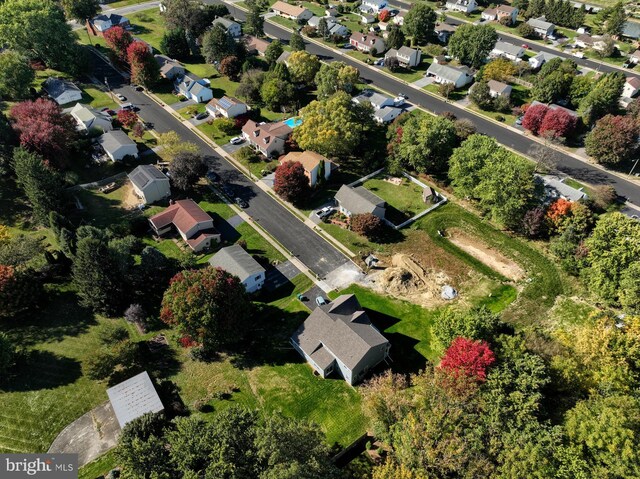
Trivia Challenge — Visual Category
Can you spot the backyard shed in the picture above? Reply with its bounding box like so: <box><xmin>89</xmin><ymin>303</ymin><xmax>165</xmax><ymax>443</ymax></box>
<box><xmin>106</xmin><ymin>371</ymin><xmax>164</xmax><ymax>429</ymax></box>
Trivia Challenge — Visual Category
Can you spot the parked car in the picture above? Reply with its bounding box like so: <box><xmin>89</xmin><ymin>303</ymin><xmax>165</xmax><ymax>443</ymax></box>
<box><xmin>195</xmin><ymin>111</ymin><xmax>209</xmax><ymax>120</ymax></box>
<box><xmin>515</xmin><ymin>116</ymin><xmax>524</xmax><ymax>125</ymax></box>
<box><xmin>120</xmin><ymin>102</ymin><xmax>134</xmax><ymax>111</ymax></box>
<box><xmin>235</xmin><ymin>197</ymin><xmax>248</xmax><ymax>208</ymax></box>
<box><xmin>116</xmin><ymin>93</ymin><xmax>127</xmax><ymax>101</ymax></box>
<box><xmin>374</xmin><ymin>58</ymin><xmax>385</xmax><ymax>66</ymax></box>
<box><xmin>623</xmin><ymin>61</ymin><xmax>633</xmax><ymax>68</ymax></box>
<box><xmin>521</xmin><ymin>44</ymin><xmax>529</xmax><ymax>49</ymax></box>
<box><xmin>397</xmin><ymin>92</ymin><xmax>408</xmax><ymax>99</ymax></box>
<box><xmin>134</xmin><ymin>85</ymin><xmax>144</xmax><ymax>92</ymax></box>
<box><xmin>230</xmin><ymin>136</ymin><xmax>244</xmax><ymax>145</ymax></box>
<box><xmin>315</xmin><ymin>206</ymin><xmax>334</xmax><ymax>219</ymax></box>
<box><xmin>101</xmin><ymin>107</ymin><xmax>116</xmax><ymax>116</ymax></box>
<box><xmin>315</xmin><ymin>296</ymin><xmax>327</xmax><ymax>306</ymax></box>
<box><xmin>393</xmin><ymin>96</ymin><xmax>405</xmax><ymax>106</ymax></box>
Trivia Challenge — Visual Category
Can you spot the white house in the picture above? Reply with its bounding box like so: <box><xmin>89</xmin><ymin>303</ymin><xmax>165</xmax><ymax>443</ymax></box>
<box><xmin>99</xmin><ymin>130</ymin><xmax>138</xmax><ymax>161</ymax></box>
<box><xmin>360</xmin><ymin>0</ymin><xmax>387</xmax><ymax>13</ymax></box>
<box><xmin>88</xmin><ymin>13</ymin><xmax>130</xmax><ymax>36</ymax></box>
<box><xmin>353</xmin><ymin>91</ymin><xmax>394</xmax><ymax>109</ymax></box>
<box><xmin>527</xmin><ymin>17</ymin><xmax>556</xmax><ymax>38</ymax></box>
<box><xmin>445</xmin><ymin>0</ymin><xmax>478</xmax><ymax>13</ymax></box>
<box><xmin>42</xmin><ymin>77</ymin><xmax>83</xmax><ymax>105</ymax></box>
<box><xmin>482</xmin><ymin>8</ymin><xmax>497</xmax><ymax>21</ymax></box>
<box><xmin>491</xmin><ymin>41</ymin><xmax>525</xmax><ymax>61</ymax></box>
<box><xmin>149</xmin><ymin>199</ymin><xmax>221</xmax><ymax>252</ymax></box>
<box><xmin>529</xmin><ymin>51</ymin><xmax>560</xmax><ymax>69</ymax></box>
<box><xmin>279</xmin><ymin>150</ymin><xmax>333</xmax><ymax>187</ymax></box>
<box><xmin>128</xmin><ymin>164</ymin><xmax>171</xmax><ymax>204</ymax></box>
<box><xmin>291</xmin><ymin>294</ymin><xmax>390</xmax><ymax>385</ymax></box>
<box><xmin>335</xmin><ymin>184</ymin><xmax>386</xmax><ymax>219</ymax></box>
<box><xmin>360</xmin><ymin>13</ymin><xmax>376</xmax><ymax>24</ymax></box>
<box><xmin>209</xmin><ymin>244</ymin><xmax>266</xmax><ymax>293</ymax></box>
<box><xmin>329</xmin><ymin>22</ymin><xmax>349</xmax><ymax>37</ymax></box>
<box><xmin>176</xmin><ymin>74</ymin><xmax>213</xmax><ymax>103</ymax></box>
<box><xmin>70</xmin><ymin>104</ymin><xmax>112</xmax><ymax>133</ymax></box>
<box><xmin>384</xmin><ymin>46</ymin><xmax>422</xmax><ymax>68</ymax></box>
<box><xmin>496</xmin><ymin>4</ymin><xmax>519</xmax><ymax>24</ymax></box>
<box><xmin>271</xmin><ymin>1</ymin><xmax>313</xmax><ymax>21</ymax></box>
<box><xmin>426</xmin><ymin>63</ymin><xmax>474</xmax><ymax>88</ymax></box>
<box><xmin>487</xmin><ymin>79</ymin><xmax>512</xmax><ymax>98</ymax></box>
<box><xmin>349</xmin><ymin>32</ymin><xmax>385</xmax><ymax>53</ymax></box>
<box><xmin>630</xmin><ymin>50</ymin><xmax>640</xmax><ymax>64</ymax></box>
<box><xmin>393</xmin><ymin>11</ymin><xmax>405</xmax><ymax>26</ymax></box>
<box><xmin>374</xmin><ymin>106</ymin><xmax>402</xmax><ymax>123</ymax></box>
<box><xmin>212</xmin><ymin>17</ymin><xmax>242</xmax><ymax>37</ymax></box>
<box><xmin>206</xmin><ymin>96</ymin><xmax>248</xmax><ymax>118</ymax></box>
<box><xmin>623</xmin><ymin>77</ymin><xmax>640</xmax><ymax>98</ymax></box>
<box><xmin>241</xmin><ymin>120</ymin><xmax>292</xmax><ymax>158</ymax></box>
<box><xmin>155</xmin><ymin>55</ymin><xmax>185</xmax><ymax>80</ymax></box>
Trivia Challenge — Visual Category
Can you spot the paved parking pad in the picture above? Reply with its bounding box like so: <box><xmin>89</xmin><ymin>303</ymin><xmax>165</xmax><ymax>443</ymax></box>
<box><xmin>265</xmin><ymin>260</ymin><xmax>301</xmax><ymax>291</ymax></box>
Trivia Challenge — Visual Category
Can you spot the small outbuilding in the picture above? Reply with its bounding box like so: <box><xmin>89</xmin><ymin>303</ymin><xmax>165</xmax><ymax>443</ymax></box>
<box><xmin>208</xmin><ymin>244</ymin><xmax>266</xmax><ymax>293</ymax></box>
<box><xmin>106</xmin><ymin>371</ymin><xmax>164</xmax><ymax>429</ymax></box>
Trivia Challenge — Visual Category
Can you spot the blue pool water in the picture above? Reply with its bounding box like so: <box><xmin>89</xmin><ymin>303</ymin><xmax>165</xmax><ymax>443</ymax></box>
<box><xmin>284</xmin><ymin>117</ymin><xmax>303</xmax><ymax>128</ymax></box>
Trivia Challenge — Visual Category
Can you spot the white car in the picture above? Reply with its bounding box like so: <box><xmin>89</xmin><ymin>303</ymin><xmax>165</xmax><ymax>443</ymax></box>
<box><xmin>116</xmin><ymin>93</ymin><xmax>126</xmax><ymax>101</ymax></box>
<box><xmin>315</xmin><ymin>206</ymin><xmax>334</xmax><ymax>219</ymax></box>
<box><xmin>230</xmin><ymin>137</ymin><xmax>244</xmax><ymax>145</ymax></box>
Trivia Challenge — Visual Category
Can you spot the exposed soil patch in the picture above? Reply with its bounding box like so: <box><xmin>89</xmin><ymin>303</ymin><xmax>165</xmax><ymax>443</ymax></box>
<box><xmin>363</xmin><ymin>253</ymin><xmax>452</xmax><ymax>308</ymax></box>
<box><xmin>447</xmin><ymin>228</ymin><xmax>525</xmax><ymax>281</ymax></box>
<box><xmin>120</xmin><ymin>182</ymin><xmax>139</xmax><ymax>209</ymax></box>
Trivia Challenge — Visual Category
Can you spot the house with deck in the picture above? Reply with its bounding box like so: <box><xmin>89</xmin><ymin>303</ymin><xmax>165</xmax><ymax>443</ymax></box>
<box><xmin>99</xmin><ymin>130</ymin><xmax>138</xmax><ymax>161</ymax></box>
<box><xmin>43</xmin><ymin>77</ymin><xmax>83</xmax><ymax>105</ymax></box>
<box><xmin>155</xmin><ymin>55</ymin><xmax>185</xmax><ymax>80</ymax></box>
<box><xmin>87</xmin><ymin>13</ymin><xmax>130</xmax><ymax>36</ymax></box>
<box><xmin>445</xmin><ymin>0</ymin><xmax>477</xmax><ymax>13</ymax></box>
<box><xmin>212</xmin><ymin>17</ymin><xmax>242</xmax><ymax>37</ymax></box>
<box><xmin>176</xmin><ymin>74</ymin><xmax>213</xmax><ymax>103</ymax></box>
<box><xmin>206</xmin><ymin>96</ymin><xmax>248</xmax><ymax>118</ymax></box>
<box><xmin>527</xmin><ymin>17</ymin><xmax>556</xmax><ymax>38</ymax></box>
<box><xmin>426</xmin><ymin>63</ymin><xmax>474</xmax><ymax>88</ymax></box>
<box><xmin>70</xmin><ymin>104</ymin><xmax>112</xmax><ymax>133</ymax></box>
<box><xmin>491</xmin><ymin>41</ymin><xmax>524</xmax><ymax>61</ymax></box>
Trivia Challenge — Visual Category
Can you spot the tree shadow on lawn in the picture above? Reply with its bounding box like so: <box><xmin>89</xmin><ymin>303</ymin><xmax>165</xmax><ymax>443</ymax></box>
<box><xmin>2</xmin><ymin>350</ymin><xmax>82</xmax><ymax>392</ymax></box>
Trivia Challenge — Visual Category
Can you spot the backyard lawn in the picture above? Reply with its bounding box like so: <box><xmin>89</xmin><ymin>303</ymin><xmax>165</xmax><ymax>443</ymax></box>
<box><xmin>362</xmin><ymin>175</ymin><xmax>431</xmax><ymax>224</ymax></box>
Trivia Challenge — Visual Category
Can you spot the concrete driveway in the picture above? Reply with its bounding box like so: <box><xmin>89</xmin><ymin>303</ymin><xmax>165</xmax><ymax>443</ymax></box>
<box><xmin>411</xmin><ymin>77</ymin><xmax>434</xmax><ymax>88</ymax></box>
<box><xmin>264</xmin><ymin>260</ymin><xmax>301</xmax><ymax>291</ymax></box>
<box><xmin>221</xmin><ymin>141</ymin><xmax>245</xmax><ymax>155</ymax></box>
<box><xmin>48</xmin><ymin>401</ymin><xmax>120</xmax><ymax>467</ymax></box>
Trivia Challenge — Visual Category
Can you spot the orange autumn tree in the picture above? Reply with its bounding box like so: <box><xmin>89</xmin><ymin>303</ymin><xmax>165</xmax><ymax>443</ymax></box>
<box><xmin>546</xmin><ymin>198</ymin><xmax>573</xmax><ymax>233</ymax></box>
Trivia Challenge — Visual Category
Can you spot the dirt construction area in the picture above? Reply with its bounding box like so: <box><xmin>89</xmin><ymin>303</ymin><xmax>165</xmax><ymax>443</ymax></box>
<box><xmin>447</xmin><ymin>228</ymin><xmax>524</xmax><ymax>281</ymax></box>
<box><xmin>363</xmin><ymin>254</ymin><xmax>452</xmax><ymax>308</ymax></box>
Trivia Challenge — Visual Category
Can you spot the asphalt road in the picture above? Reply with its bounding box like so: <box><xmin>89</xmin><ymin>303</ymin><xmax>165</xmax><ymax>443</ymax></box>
<box><xmin>211</xmin><ymin>0</ymin><xmax>640</xmax><ymax>205</ymax></box>
<box><xmin>387</xmin><ymin>0</ymin><xmax>640</xmax><ymax>80</ymax></box>
<box><xmin>88</xmin><ymin>50</ymin><xmax>350</xmax><ymax>277</ymax></box>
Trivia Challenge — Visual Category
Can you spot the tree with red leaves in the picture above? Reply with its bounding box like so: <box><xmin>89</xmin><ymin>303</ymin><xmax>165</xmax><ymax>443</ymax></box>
<box><xmin>274</xmin><ymin>161</ymin><xmax>311</xmax><ymax>205</ymax></box>
<box><xmin>378</xmin><ymin>8</ymin><xmax>391</xmax><ymax>22</ymax></box>
<box><xmin>546</xmin><ymin>198</ymin><xmax>573</xmax><ymax>233</ymax></box>
<box><xmin>127</xmin><ymin>41</ymin><xmax>159</xmax><ymax>87</ymax></box>
<box><xmin>160</xmin><ymin>268</ymin><xmax>252</xmax><ymax>353</ymax></box>
<box><xmin>539</xmin><ymin>108</ymin><xmax>577</xmax><ymax>140</ymax></box>
<box><xmin>440</xmin><ymin>337</ymin><xmax>495</xmax><ymax>382</ymax></box>
<box><xmin>104</xmin><ymin>26</ymin><xmax>133</xmax><ymax>63</ymax></box>
<box><xmin>585</xmin><ymin>114</ymin><xmax>639</xmax><ymax>165</ymax></box>
<box><xmin>522</xmin><ymin>103</ymin><xmax>549</xmax><ymax>135</ymax></box>
<box><xmin>9</xmin><ymin>98</ymin><xmax>77</xmax><ymax>167</ymax></box>
<box><xmin>117</xmin><ymin>109</ymin><xmax>138</xmax><ymax>129</ymax></box>
<box><xmin>351</xmin><ymin>213</ymin><xmax>385</xmax><ymax>240</ymax></box>
<box><xmin>219</xmin><ymin>55</ymin><xmax>242</xmax><ymax>81</ymax></box>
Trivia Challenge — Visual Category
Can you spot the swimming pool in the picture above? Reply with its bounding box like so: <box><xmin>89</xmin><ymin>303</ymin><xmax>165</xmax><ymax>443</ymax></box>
<box><xmin>284</xmin><ymin>117</ymin><xmax>303</xmax><ymax>128</ymax></box>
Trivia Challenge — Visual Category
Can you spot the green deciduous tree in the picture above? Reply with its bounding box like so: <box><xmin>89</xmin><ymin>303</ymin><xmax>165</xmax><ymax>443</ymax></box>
<box><xmin>160</xmin><ymin>267</ymin><xmax>252</xmax><ymax>352</ymax></box>
<box><xmin>0</xmin><ymin>50</ymin><xmax>34</xmax><ymax>100</ymax></box>
<box><xmin>433</xmin><ymin>307</ymin><xmax>501</xmax><ymax>348</ymax></box>
<box><xmin>61</xmin><ymin>0</ymin><xmax>99</xmax><ymax>43</ymax></box>
<box><xmin>12</xmin><ymin>148</ymin><xmax>64</xmax><ymax>224</ymax></box>
<box><xmin>620</xmin><ymin>263</ymin><xmax>640</xmax><ymax>314</ymax></box>
<box><xmin>603</xmin><ymin>1</ymin><xmax>627</xmax><ymax>36</ymax></box>
<box><xmin>287</xmin><ymin>50</ymin><xmax>320</xmax><ymax>86</ymax></box>
<box><xmin>482</xmin><ymin>57</ymin><xmax>517</xmax><ymax>82</ymax></box>
<box><xmin>264</xmin><ymin>39</ymin><xmax>283</xmax><ymax>66</ymax></box>
<box><xmin>448</xmin><ymin>24</ymin><xmax>498</xmax><ymax>68</ymax></box>
<box><xmin>578</xmin><ymin>71</ymin><xmax>625</xmax><ymax>125</ymax></box>
<box><xmin>160</xmin><ymin>28</ymin><xmax>190</xmax><ymax>60</ymax></box>
<box><xmin>402</xmin><ymin>3</ymin><xmax>436</xmax><ymax>45</ymax></box>
<box><xmin>202</xmin><ymin>23</ymin><xmax>236</xmax><ymax>64</ymax></box>
<box><xmin>246</xmin><ymin>4</ymin><xmax>264</xmax><ymax>36</ymax></box>
<box><xmin>386</xmin><ymin>24</ymin><xmax>406</xmax><ymax>50</ymax></box>
<box><xmin>237</xmin><ymin>68</ymin><xmax>266</xmax><ymax>105</ymax></box>
<box><xmin>170</xmin><ymin>151</ymin><xmax>205</xmax><ymax>192</ymax></box>
<box><xmin>314</xmin><ymin>61</ymin><xmax>359</xmax><ymax>98</ymax></box>
<box><xmin>469</xmin><ymin>81</ymin><xmax>494</xmax><ymax>110</ymax></box>
<box><xmin>260</xmin><ymin>75</ymin><xmax>296</xmax><ymax>112</ymax></box>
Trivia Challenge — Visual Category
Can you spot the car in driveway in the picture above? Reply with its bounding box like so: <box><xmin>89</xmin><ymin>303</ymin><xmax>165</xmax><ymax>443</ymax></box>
<box><xmin>230</xmin><ymin>136</ymin><xmax>244</xmax><ymax>145</ymax></box>
<box><xmin>314</xmin><ymin>206</ymin><xmax>334</xmax><ymax>219</ymax></box>
<box><xmin>315</xmin><ymin>296</ymin><xmax>327</xmax><ymax>306</ymax></box>
<box><xmin>515</xmin><ymin>116</ymin><xmax>524</xmax><ymax>125</ymax></box>
<box><xmin>195</xmin><ymin>111</ymin><xmax>209</xmax><ymax>120</ymax></box>
<box><xmin>374</xmin><ymin>58</ymin><xmax>385</xmax><ymax>66</ymax></box>
<box><xmin>116</xmin><ymin>93</ymin><xmax>127</xmax><ymax>101</ymax></box>
<box><xmin>235</xmin><ymin>197</ymin><xmax>248</xmax><ymax>208</ymax></box>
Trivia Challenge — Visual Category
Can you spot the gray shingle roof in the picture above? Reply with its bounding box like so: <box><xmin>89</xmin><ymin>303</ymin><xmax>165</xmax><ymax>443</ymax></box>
<box><xmin>128</xmin><ymin>164</ymin><xmax>168</xmax><ymax>190</ymax></box>
<box><xmin>427</xmin><ymin>62</ymin><xmax>470</xmax><ymax>83</ymax></box>
<box><xmin>99</xmin><ymin>130</ymin><xmax>136</xmax><ymax>153</ymax></box>
<box><xmin>208</xmin><ymin>244</ymin><xmax>265</xmax><ymax>281</ymax></box>
<box><xmin>212</xmin><ymin>17</ymin><xmax>240</xmax><ymax>29</ymax></box>
<box><xmin>539</xmin><ymin>174</ymin><xmax>587</xmax><ymax>202</ymax></box>
<box><xmin>335</xmin><ymin>185</ymin><xmax>385</xmax><ymax>215</ymax></box>
<box><xmin>291</xmin><ymin>294</ymin><xmax>388</xmax><ymax>370</ymax></box>
<box><xmin>43</xmin><ymin>77</ymin><xmax>82</xmax><ymax>99</ymax></box>
<box><xmin>493</xmin><ymin>41</ymin><xmax>523</xmax><ymax>57</ymax></box>
<box><xmin>528</xmin><ymin>17</ymin><xmax>554</xmax><ymax>30</ymax></box>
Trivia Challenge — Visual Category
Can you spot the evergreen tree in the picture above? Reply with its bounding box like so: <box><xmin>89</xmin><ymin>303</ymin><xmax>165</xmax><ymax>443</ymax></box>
<box><xmin>290</xmin><ymin>31</ymin><xmax>305</xmax><ymax>51</ymax></box>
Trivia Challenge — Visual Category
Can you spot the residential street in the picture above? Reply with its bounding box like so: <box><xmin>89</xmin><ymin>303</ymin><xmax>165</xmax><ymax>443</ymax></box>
<box><xmin>210</xmin><ymin>0</ymin><xmax>640</xmax><ymax>207</ymax></box>
<box><xmin>88</xmin><ymin>50</ymin><xmax>352</xmax><ymax>278</ymax></box>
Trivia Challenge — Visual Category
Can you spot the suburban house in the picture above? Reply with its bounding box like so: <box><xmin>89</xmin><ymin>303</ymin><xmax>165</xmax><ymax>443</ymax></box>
<box><xmin>374</xmin><ymin>106</ymin><xmax>402</xmax><ymax>124</ymax></box>
<box><xmin>540</xmin><ymin>175</ymin><xmax>587</xmax><ymax>202</ymax></box>
<box><xmin>529</xmin><ymin>51</ymin><xmax>559</xmax><ymax>69</ymax></box>
<box><xmin>481</xmin><ymin>8</ymin><xmax>497</xmax><ymax>21</ymax></box>
<box><xmin>630</xmin><ymin>50</ymin><xmax>640</xmax><ymax>64</ymax></box>
<box><xmin>128</xmin><ymin>164</ymin><xmax>171</xmax><ymax>204</ymax></box>
<box><xmin>326</xmin><ymin>6</ymin><xmax>338</xmax><ymax>16</ymax></box>
<box><xmin>426</xmin><ymin>63</ymin><xmax>474</xmax><ymax>88</ymax></box>
<box><xmin>491</xmin><ymin>41</ymin><xmax>525</xmax><ymax>60</ymax></box>
<box><xmin>384</xmin><ymin>46</ymin><xmax>422</xmax><ymax>68</ymax></box>
<box><xmin>308</xmin><ymin>17</ymin><xmax>349</xmax><ymax>36</ymax></box>
<box><xmin>360</xmin><ymin>0</ymin><xmax>387</xmax><ymax>13</ymax></box>
<box><xmin>208</xmin><ymin>244</ymin><xmax>266</xmax><ymax>293</ymax></box>
<box><xmin>393</xmin><ymin>11</ymin><xmax>405</xmax><ymax>25</ymax></box>
<box><xmin>575</xmin><ymin>34</ymin><xmax>607</xmax><ymax>51</ymax></box>
<box><xmin>360</xmin><ymin>14</ymin><xmax>376</xmax><ymax>24</ymax></box>
<box><xmin>279</xmin><ymin>150</ymin><xmax>333</xmax><ymax>187</ymax></box>
<box><xmin>70</xmin><ymin>104</ymin><xmax>112</xmax><ymax>133</ymax></box>
<box><xmin>42</xmin><ymin>77</ymin><xmax>83</xmax><ymax>105</ymax></box>
<box><xmin>487</xmin><ymin>79</ymin><xmax>512</xmax><ymax>98</ymax></box>
<box><xmin>245</xmin><ymin>35</ymin><xmax>270</xmax><ymax>56</ymax></box>
<box><xmin>155</xmin><ymin>55</ymin><xmax>185</xmax><ymax>80</ymax></box>
<box><xmin>148</xmin><ymin>199</ymin><xmax>221</xmax><ymax>253</ymax></box>
<box><xmin>98</xmin><ymin>130</ymin><xmax>138</xmax><ymax>161</ymax></box>
<box><xmin>206</xmin><ymin>96</ymin><xmax>248</xmax><ymax>118</ymax></box>
<box><xmin>622</xmin><ymin>21</ymin><xmax>640</xmax><ymax>40</ymax></box>
<box><xmin>349</xmin><ymin>32</ymin><xmax>385</xmax><ymax>53</ymax></box>
<box><xmin>276</xmin><ymin>50</ymin><xmax>292</xmax><ymax>66</ymax></box>
<box><xmin>335</xmin><ymin>184</ymin><xmax>386</xmax><ymax>219</ymax></box>
<box><xmin>530</xmin><ymin>100</ymin><xmax>578</xmax><ymax>118</ymax></box>
<box><xmin>87</xmin><ymin>13</ymin><xmax>130</xmax><ymax>36</ymax></box>
<box><xmin>527</xmin><ymin>17</ymin><xmax>556</xmax><ymax>38</ymax></box>
<box><xmin>353</xmin><ymin>91</ymin><xmax>395</xmax><ymax>109</ymax></box>
<box><xmin>212</xmin><ymin>17</ymin><xmax>242</xmax><ymax>37</ymax></box>
<box><xmin>107</xmin><ymin>372</ymin><xmax>164</xmax><ymax>429</ymax></box>
<box><xmin>496</xmin><ymin>4</ymin><xmax>519</xmax><ymax>24</ymax></box>
<box><xmin>176</xmin><ymin>74</ymin><xmax>213</xmax><ymax>103</ymax></box>
<box><xmin>623</xmin><ymin>77</ymin><xmax>640</xmax><ymax>98</ymax></box>
<box><xmin>445</xmin><ymin>0</ymin><xmax>478</xmax><ymax>13</ymax></box>
<box><xmin>290</xmin><ymin>294</ymin><xmax>390</xmax><ymax>385</ymax></box>
<box><xmin>271</xmin><ymin>1</ymin><xmax>313</xmax><ymax>21</ymax></box>
<box><xmin>434</xmin><ymin>23</ymin><xmax>458</xmax><ymax>43</ymax></box>
<box><xmin>241</xmin><ymin>120</ymin><xmax>293</xmax><ymax>158</ymax></box>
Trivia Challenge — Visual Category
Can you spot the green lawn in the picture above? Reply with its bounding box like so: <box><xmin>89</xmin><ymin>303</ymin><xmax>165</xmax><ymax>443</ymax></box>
<box><xmin>235</xmin><ymin>221</ymin><xmax>286</xmax><ymax>264</ymax></box>
<box><xmin>362</xmin><ymin>175</ymin><xmax>430</xmax><ymax>223</ymax></box>
<box><xmin>423</xmin><ymin>83</ymin><xmax>469</xmax><ymax>102</ymax></box>
<box><xmin>79</xmin><ymin>450</ymin><xmax>118</xmax><ymax>479</ymax></box>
